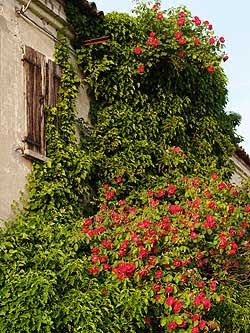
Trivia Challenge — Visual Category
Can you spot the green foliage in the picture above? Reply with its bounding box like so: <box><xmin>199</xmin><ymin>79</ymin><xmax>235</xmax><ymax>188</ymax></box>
<box><xmin>70</xmin><ymin>1</ymin><xmax>242</xmax><ymax>194</ymax></box>
<box><xmin>0</xmin><ymin>41</ymin><xmax>95</xmax><ymax>332</ymax></box>
<box><xmin>0</xmin><ymin>1</ymin><xmax>248</xmax><ymax>332</ymax></box>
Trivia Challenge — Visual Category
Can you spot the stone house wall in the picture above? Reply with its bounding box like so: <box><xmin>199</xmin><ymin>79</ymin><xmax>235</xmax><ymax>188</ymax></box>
<box><xmin>0</xmin><ymin>0</ymin><xmax>90</xmax><ymax>220</ymax></box>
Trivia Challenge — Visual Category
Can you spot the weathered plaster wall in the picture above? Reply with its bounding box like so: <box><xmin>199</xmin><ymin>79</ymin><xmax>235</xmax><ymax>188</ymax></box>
<box><xmin>0</xmin><ymin>0</ymin><xmax>89</xmax><ymax>221</ymax></box>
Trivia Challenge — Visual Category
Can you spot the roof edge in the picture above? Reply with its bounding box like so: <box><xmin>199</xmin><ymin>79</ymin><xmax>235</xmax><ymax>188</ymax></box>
<box><xmin>235</xmin><ymin>146</ymin><xmax>250</xmax><ymax>168</ymax></box>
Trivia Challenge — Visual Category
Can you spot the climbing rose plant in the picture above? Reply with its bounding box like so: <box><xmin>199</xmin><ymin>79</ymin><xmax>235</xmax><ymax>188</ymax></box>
<box><xmin>80</xmin><ymin>148</ymin><xmax>249</xmax><ymax>332</ymax></box>
<box><xmin>133</xmin><ymin>1</ymin><xmax>228</xmax><ymax>75</ymax></box>
<box><xmin>71</xmin><ymin>0</ymin><xmax>241</xmax><ymax>192</ymax></box>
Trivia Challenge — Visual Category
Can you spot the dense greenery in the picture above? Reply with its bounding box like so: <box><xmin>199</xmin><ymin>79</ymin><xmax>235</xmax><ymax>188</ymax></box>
<box><xmin>66</xmin><ymin>1</ymin><xmax>242</xmax><ymax>195</ymax></box>
<box><xmin>0</xmin><ymin>1</ymin><xmax>248</xmax><ymax>332</ymax></box>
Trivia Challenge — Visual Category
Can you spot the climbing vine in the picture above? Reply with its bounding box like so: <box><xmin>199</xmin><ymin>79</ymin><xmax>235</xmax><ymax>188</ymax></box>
<box><xmin>0</xmin><ymin>1</ymin><xmax>248</xmax><ymax>333</ymax></box>
<box><xmin>67</xmin><ymin>0</ymin><xmax>242</xmax><ymax>197</ymax></box>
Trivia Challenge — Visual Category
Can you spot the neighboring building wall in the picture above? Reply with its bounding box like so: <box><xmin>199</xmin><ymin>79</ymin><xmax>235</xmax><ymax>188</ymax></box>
<box><xmin>0</xmin><ymin>0</ymin><xmax>90</xmax><ymax>220</ymax></box>
<box><xmin>231</xmin><ymin>154</ymin><xmax>250</xmax><ymax>185</ymax></box>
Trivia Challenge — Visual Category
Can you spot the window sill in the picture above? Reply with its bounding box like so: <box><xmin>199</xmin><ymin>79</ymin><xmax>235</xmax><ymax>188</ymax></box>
<box><xmin>23</xmin><ymin>149</ymin><xmax>49</xmax><ymax>162</ymax></box>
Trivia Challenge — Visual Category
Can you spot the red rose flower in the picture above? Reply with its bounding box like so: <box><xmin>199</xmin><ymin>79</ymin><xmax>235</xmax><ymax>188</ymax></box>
<box><xmin>218</xmin><ymin>181</ymin><xmax>226</xmax><ymax>190</ymax></box>
<box><xmin>106</xmin><ymin>190</ymin><xmax>115</xmax><ymax>201</ymax></box>
<box><xmin>211</xmin><ymin>172</ymin><xmax>218</xmax><ymax>180</ymax></box>
<box><xmin>229</xmin><ymin>227</ymin><xmax>235</xmax><ymax>237</ymax></box>
<box><xmin>208</xmin><ymin>24</ymin><xmax>213</xmax><ymax>30</ymax></box>
<box><xmin>192</xmin><ymin>326</ymin><xmax>199</xmax><ymax>333</ymax></box>
<box><xmin>238</xmin><ymin>230</ymin><xmax>245</xmax><ymax>238</ymax></box>
<box><xmin>155</xmin><ymin>270</ymin><xmax>163</xmax><ymax>279</ymax></box>
<box><xmin>193</xmin><ymin>16</ymin><xmax>201</xmax><ymax>25</ymax></box>
<box><xmin>190</xmin><ymin>232</ymin><xmax>197</xmax><ymax>239</ymax></box>
<box><xmin>175</xmin><ymin>31</ymin><xmax>182</xmax><ymax>39</ymax></box>
<box><xmin>207</xmin><ymin>201</ymin><xmax>215</xmax><ymax>209</ymax></box>
<box><xmin>203</xmin><ymin>214</ymin><xmax>216</xmax><ymax>228</ymax></box>
<box><xmin>116</xmin><ymin>177</ymin><xmax>122</xmax><ymax>183</ymax></box>
<box><xmin>194</xmin><ymin>38</ymin><xmax>200</xmax><ymax>45</ymax></box>
<box><xmin>138</xmin><ymin>64</ymin><xmax>145</xmax><ymax>73</ymax></box>
<box><xmin>152</xmin><ymin>3</ymin><xmax>160</xmax><ymax>10</ymax></box>
<box><xmin>207</xmin><ymin>66</ymin><xmax>215</xmax><ymax>73</ymax></box>
<box><xmin>165</xmin><ymin>296</ymin><xmax>176</xmax><ymax>306</ymax></box>
<box><xmin>197</xmin><ymin>282</ymin><xmax>205</xmax><ymax>290</ymax></box>
<box><xmin>156</xmin><ymin>189</ymin><xmax>165</xmax><ymax>197</ymax></box>
<box><xmin>192</xmin><ymin>314</ymin><xmax>200</xmax><ymax>322</ymax></box>
<box><xmin>153</xmin><ymin>284</ymin><xmax>161</xmax><ymax>292</ymax></box>
<box><xmin>100</xmin><ymin>203</ymin><xmax>107</xmax><ymax>210</ymax></box>
<box><xmin>91</xmin><ymin>247</ymin><xmax>100</xmax><ymax>254</ymax></box>
<box><xmin>165</xmin><ymin>285</ymin><xmax>174</xmax><ymax>293</ymax></box>
<box><xmin>89</xmin><ymin>266</ymin><xmax>99</xmax><ymax>274</ymax></box>
<box><xmin>177</xmin><ymin>18</ymin><xmax>185</xmax><ymax>26</ymax></box>
<box><xmin>168</xmin><ymin>322</ymin><xmax>177</xmax><ymax>330</ymax></box>
<box><xmin>119</xmin><ymin>199</ymin><xmax>125</xmax><ymax>206</ymax></box>
<box><xmin>223</xmin><ymin>55</ymin><xmax>229</xmax><ymax>62</ymax></box>
<box><xmin>219</xmin><ymin>36</ymin><xmax>225</xmax><ymax>43</ymax></box>
<box><xmin>172</xmin><ymin>146</ymin><xmax>181</xmax><ymax>153</ymax></box>
<box><xmin>179</xmin><ymin>11</ymin><xmax>186</xmax><ymax>17</ymax></box>
<box><xmin>244</xmin><ymin>206</ymin><xmax>250</xmax><ymax>212</ymax></box>
<box><xmin>199</xmin><ymin>320</ymin><xmax>206</xmax><ymax>330</ymax></box>
<box><xmin>173</xmin><ymin>300</ymin><xmax>183</xmax><ymax>313</ymax></box>
<box><xmin>100</xmin><ymin>255</ymin><xmax>107</xmax><ymax>263</ymax></box>
<box><xmin>209</xmin><ymin>37</ymin><xmax>215</xmax><ymax>44</ymax></box>
<box><xmin>219</xmin><ymin>232</ymin><xmax>227</xmax><ymax>249</ymax></box>
<box><xmin>152</xmin><ymin>38</ymin><xmax>159</xmax><ymax>47</ymax></box>
<box><xmin>156</xmin><ymin>13</ymin><xmax>164</xmax><ymax>20</ymax></box>
<box><xmin>167</xmin><ymin>184</ymin><xmax>177</xmax><ymax>195</ymax></box>
<box><xmin>91</xmin><ymin>255</ymin><xmax>99</xmax><ymax>263</ymax></box>
<box><xmin>144</xmin><ymin>317</ymin><xmax>151</xmax><ymax>325</ymax></box>
<box><xmin>179</xmin><ymin>50</ymin><xmax>185</xmax><ymax>58</ymax></box>
<box><xmin>209</xmin><ymin>322</ymin><xmax>215</xmax><ymax>329</ymax></box>
<box><xmin>147</xmin><ymin>189</ymin><xmax>154</xmax><ymax>197</ymax></box>
<box><xmin>178</xmin><ymin>37</ymin><xmax>186</xmax><ymax>45</ymax></box>
<box><xmin>173</xmin><ymin>259</ymin><xmax>182</xmax><ymax>267</ymax></box>
<box><xmin>169</xmin><ymin>204</ymin><xmax>183</xmax><ymax>214</ymax></box>
<box><xmin>103</xmin><ymin>263</ymin><xmax>110</xmax><ymax>271</ymax></box>
<box><xmin>133</xmin><ymin>47</ymin><xmax>142</xmax><ymax>55</ymax></box>
<box><xmin>210</xmin><ymin>280</ymin><xmax>217</xmax><ymax>290</ymax></box>
<box><xmin>202</xmin><ymin>298</ymin><xmax>211</xmax><ymax>311</ymax></box>
<box><xmin>241</xmin><ymin>221</ymin><xmax>248</xmax><ymax>229</ymax></box>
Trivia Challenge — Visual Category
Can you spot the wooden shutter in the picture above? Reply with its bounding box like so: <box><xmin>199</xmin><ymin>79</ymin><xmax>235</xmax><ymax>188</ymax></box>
<box><xmin>23</xmin><ymin>46</ymin><xmax>46</xmax><ymax>155</ymax></box>
<box><xmin>46</xmin><ymin>60</ymin><xmax>61</xmax><ymax>107</ymax></box>
<box><xmin>46</xmin><ymin>60</ymin><xmax>62</xmax><ymax>130</ymax></box>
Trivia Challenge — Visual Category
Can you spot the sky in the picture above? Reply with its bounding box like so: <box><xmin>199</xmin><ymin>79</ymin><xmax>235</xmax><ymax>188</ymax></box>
<box><xmin>94</xmin><ymin>0</ymin><xmax>250</xmax><ymax>153</ymax></box>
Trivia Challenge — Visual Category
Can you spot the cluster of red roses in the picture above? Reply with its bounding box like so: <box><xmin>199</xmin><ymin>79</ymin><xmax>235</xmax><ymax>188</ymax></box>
<box><xmin>80</xmin><ymin>147</ymin><xmax>249</xmax><ymax>331</ymax></box>
<box><xmin>134</xmin><ymin>3</ymin><xmax>228</xmax><ymax>75</ymax></box>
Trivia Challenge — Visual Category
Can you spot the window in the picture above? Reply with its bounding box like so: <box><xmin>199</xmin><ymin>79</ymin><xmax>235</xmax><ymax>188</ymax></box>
<box><xmin>22</xmin><ymin>46</ymin><xmax>61</xmax><ymax>159</ymax></box>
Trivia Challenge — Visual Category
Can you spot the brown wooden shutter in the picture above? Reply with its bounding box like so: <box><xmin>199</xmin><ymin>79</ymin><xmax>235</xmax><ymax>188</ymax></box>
<box><xmin>23</xmin><ymin>46</ymin><xmax>46</xmax><ymax>155</ymax></box>
<box><xmin>46</xmin><ymin>60</ymin><xmax>62</xmax><ymax>130</ymax></box>
<box><xmin>46</xmin><ymin>59</ymin><xmax>62</xmax><ymax>107</ymax></box>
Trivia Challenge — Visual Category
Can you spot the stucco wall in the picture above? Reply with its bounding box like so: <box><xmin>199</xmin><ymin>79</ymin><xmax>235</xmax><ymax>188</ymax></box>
<box><xmin>0</xmin><ymin>0</ymin><xmax>89</xmax><ymax>221</ymax></box>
